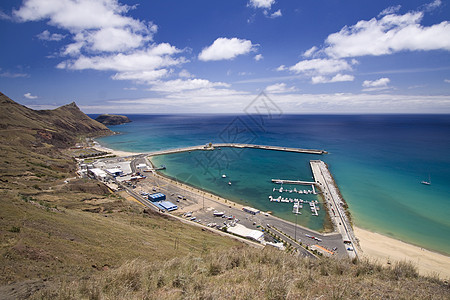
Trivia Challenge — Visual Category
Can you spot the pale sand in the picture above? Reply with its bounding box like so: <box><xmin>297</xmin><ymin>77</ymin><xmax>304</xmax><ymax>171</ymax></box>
<box><xmin>355</xmin><ymin>226</ymin><xmax>450</xmax><ymax>279</ymax></box>
<box><xmin>93</xmin><ymin>144</ymin><xmax>140</xmax><ymax>157</ymax></box>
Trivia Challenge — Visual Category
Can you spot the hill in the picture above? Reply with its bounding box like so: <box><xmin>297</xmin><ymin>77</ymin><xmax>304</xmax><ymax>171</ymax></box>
<box><xmin>0</xmin><ymin>92</ymin><xmax>448</xmax><ymax>299</ymax></box>
<box><xmin>0</xmin><ymin>93</ymin><xmax>240</xmax><ymax>299</ymax></box>
<box><xmin>95</xmin><ymin>114</ymin><xmax>131</xmax><ymax>125</ymax></box>
<box><xmin>0</xmin><ymin>92</ymin><xmax>111</xmax><ymax>149</ymax></box>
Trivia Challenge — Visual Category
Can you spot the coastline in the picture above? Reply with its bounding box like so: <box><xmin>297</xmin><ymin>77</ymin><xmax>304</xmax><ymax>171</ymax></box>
<box><xmin>95</xmin><ymin>142</ymin><xmax>450</xmax><ymax>279</ymax></box>
<box><xmin>355</xmin><ymin>226</ymin><xmax>450</xmax><ymax>280</ymax></box>
<box><xmin>92</xmin><ymin>143</ymin><xmax>141</xmax><ymax>157</ymax></box>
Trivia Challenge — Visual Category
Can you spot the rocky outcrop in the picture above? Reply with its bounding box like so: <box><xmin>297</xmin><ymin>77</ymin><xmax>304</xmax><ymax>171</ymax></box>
<box><xmin>95</xmin><ymin>114</ymin><xmax>131</xmax><ymax>125</ymax></box>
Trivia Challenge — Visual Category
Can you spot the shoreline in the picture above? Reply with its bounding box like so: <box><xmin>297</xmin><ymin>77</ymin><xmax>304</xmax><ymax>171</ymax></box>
<box><xmin>355</xmin><ymin>226</ymin><xmax>450</xmax><ymax>279</ymax></box>
<box><xmin>92</xmin><ymin>142</ymin><xmax>141</xmax><ymax>157</ymax></box>
<box><xmin>96</xmin><ymin>142</ymin><xmax>450</xmax><ymax>279</ymax></box>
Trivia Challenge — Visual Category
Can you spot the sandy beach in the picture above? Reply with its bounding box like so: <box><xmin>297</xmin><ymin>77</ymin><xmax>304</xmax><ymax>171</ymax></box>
<box><xmin>93</xmin><ymin>144</ymin><xmax>140</xmax><ymax>157</ymax></box>
<box><xmin>355</xmin><ymin>226</ymin><xmax>450</xmax><ymax>279</ymax></box>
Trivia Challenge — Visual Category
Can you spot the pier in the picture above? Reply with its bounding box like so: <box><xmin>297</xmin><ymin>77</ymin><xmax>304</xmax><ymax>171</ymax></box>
<box><xmin>146</xmin><ymin>143</ymin><xmax>327</xmax><ymax>157</ymax></box>
<box><xmin>214</xmin><ymin>143</ymin><xmax>327</xmax><ymax>155</ymax></box>
<box><xmin>272</xmin><ymin>179</ymin><xmax>316</xmax><ymax>185</ymax></box>
<box><xmin>310</xmin><ymin>160</ymin><xmax>358</xmax><ymax>259</ymax></box>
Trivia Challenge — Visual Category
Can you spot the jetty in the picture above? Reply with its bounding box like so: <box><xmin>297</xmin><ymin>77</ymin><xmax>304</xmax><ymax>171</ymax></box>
<box><xmin>146</xmin><ymin>143</ymin><xmax>327</xmax><ymax>157</ymax></box>
<box><xmin>272</xmin><ymin>179</ymin><xmax>316</xmax><ymax>185</ymax></box>
<box><xmin>214</xmin><ymin>143</ymin><xmax>327</xmax><ymax>155</ymax></box>
<box><xmin>310</xmin><ymin>160</ymin><xmax>358</xmax><ymax>259</ymax></box>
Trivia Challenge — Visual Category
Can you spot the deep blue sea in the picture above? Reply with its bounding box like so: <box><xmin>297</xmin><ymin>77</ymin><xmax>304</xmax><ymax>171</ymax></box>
<box><xmin>93</xmin><ymin>114</ymin><xmax>450</xmax><ymax>255</ymax></box>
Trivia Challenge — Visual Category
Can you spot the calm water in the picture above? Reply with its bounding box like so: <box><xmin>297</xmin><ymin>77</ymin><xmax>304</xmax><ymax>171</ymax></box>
<box><xmin>95</xmin><ymin>114</ymin><xmax>450</xmax><ymax>255</ymax></box>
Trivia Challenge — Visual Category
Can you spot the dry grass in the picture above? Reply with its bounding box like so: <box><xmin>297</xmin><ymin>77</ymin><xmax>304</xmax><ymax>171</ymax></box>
<box><xmin>33</xmin><ymin>247</ymin><xmax>449</xmax><ymax>300</ymax></box>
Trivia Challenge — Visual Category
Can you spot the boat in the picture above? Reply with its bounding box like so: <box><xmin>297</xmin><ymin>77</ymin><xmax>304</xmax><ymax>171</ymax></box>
<box><xmin>421</xmin><ymin>174</ymin><xmax>431</xmax><ymax>185</ymax></box>
<box><xmin>222</xmin><ymin>174</ymin><xmax>227</xmax><ymax>178</ymax></box>
<box><xmin>228</xmin><ymin>181</ymin><xmax>232</xmax><ymax>185</ymax></box>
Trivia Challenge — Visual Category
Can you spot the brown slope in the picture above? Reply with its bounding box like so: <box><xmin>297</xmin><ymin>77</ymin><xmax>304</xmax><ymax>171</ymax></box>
<box><xmin>0</xmin><ymin>92</ymin><xmax>111</xmax><ymax>148</ymax></box>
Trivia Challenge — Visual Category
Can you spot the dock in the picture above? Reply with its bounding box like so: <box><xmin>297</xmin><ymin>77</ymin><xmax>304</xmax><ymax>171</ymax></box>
<box><xmin>309</xmin><ymin>160</ymin><xmax>358</xmax><ymax>259</ymax></box>
<box><xmin>271</xmin><ymin>179</ymin><xmax>316</xmax><ymax>185</ymax></box>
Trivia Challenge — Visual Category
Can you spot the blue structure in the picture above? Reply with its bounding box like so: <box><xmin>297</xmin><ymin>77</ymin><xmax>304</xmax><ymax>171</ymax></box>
<box><xmin>156</xmin><ymin>201</ymin><xmax>178</xmax><ymax>212</ymax></box>
<box><xmin>148</xmin><ymin>192</ymin><xmax>166</xmax><ymax>202</ymax></box>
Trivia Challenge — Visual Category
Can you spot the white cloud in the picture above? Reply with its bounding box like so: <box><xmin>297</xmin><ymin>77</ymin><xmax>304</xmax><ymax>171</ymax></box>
<box><xmin>424</xmin><ymin>0</ymin><xmax>442</xmax><ymax>11</ymax></box>
<box><xmin>57</xmin><ymin>43</ymin><xmax>185</xmax><ymax>76</ymax></box>
<box><xmin>198</xmin><ymin>37</ymin><xmax>257</xmax><ymax>61</ymax></box>
<box><xmin>0</xmin><ymin>70</ymin><xmax>29</xmax><ymax>78</ymax></box>
<box><xmin>148</xmin><ymin>79</ymin><xmax>230</xmax><ymax>93</ymax></box>
<box><xmin>362</xmin><ymin>77</ymin><xmax>391</xmax><ymax>91</ymax></box>
<box><xmin>13</xmin><ymin>0</ymin><xmax>158</xmax><ymax>55</ymax></box>
<box><xmin>378</xmin><ymin>5</ymin><xmax>401</xmax><ymax>17</ymax></box>
<box><xmin>303</xmin><ymin>46</ymin><xmax>318</xmax><ymax>58</ymax></box>
<box><xmin>289</xmin><ymin>58</ymin><xmax>352</xmax><ymax>75</ymax></box>
<box><xmin>444</xmin><ymin>79</ymin><xmax>450</xmax><ymax>83</ymax></box>
<box><xmin>254</xmin><ymin>54</ymin><xmax>263</xmax><ymax>61</ymax></box>
<box><xmin>276</xmin><ymin>65</ymin><xmax>287</xmax><ymax>71</ymax></box>
<box><xmin>324</xmin><ymin>11</ymin><xmax>450</xmax><ymax>58</ymax></box>
<box><xmin>248</xmin><ymin>0</ymin><xmax>275</xmax><ymax>9</ymax></box>
<box><xmin>0</xmin><ymin>9</ymin><xmax>12</xmax><ymax>21</ymax></box>
<box><xmin>24</xmin><ymin>92</ymin><xmax>38</xmax><ymax>99</ymax></box>
<box><xmin>36</xmin><ymin>30</ymin><xmax>66</xmax><ymax>41</ymax></box>
<box><xmin>362</xmin><ymin>77</ymin><xmax>390</xmax><ymax>88</ymax></box>
<box><xmin>178</xmin><ymin>69</ymin><xmax>193</xmax><ymax>78</ymax></box>
<box><xmin>269</xmin><ymin>9</ymin><xmax>282</xmax><ymax>18</ymax></box>
<box><xmin>331</xmin><ymin>74</ymin><xmax>354</xmax><ymax>82</ymax></box>
<box><xmin>112</xmin><ymin>69</ymin><xmax>169</xmax><ymax>83</ymax></box>
<box><xmin>266</xmin><ymin>83</ymin><xmax>297</xmax><ymax>93</ymax></box>
<box><xmin>79</xmin><ymin>93</ymin><xmax>450</xmax><ymax>114</ymax></box>
<box><xmin>311</xmin><ymin>74</ymin><xmax>354</xmax><ymax>84</ymax></box>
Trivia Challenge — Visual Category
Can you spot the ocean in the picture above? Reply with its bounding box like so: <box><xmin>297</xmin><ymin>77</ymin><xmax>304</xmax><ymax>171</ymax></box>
<box><xmin>94</xmin><ymin>114</ymin><xmax>450</xmax><ymax>255</ymax></box>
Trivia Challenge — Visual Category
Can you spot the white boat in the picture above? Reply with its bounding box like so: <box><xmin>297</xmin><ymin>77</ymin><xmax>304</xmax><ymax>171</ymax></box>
<box><xmin>421</xmin><ymin>174</ymin><xmax>431</xmax><ymax>185</ymax></box>
<box><xmin>222</xmin><ymin>174</ymin><xmax>227</xmax><ymax>178</ymax></box>
<box><xmin>228</xmin><ymin>181</ymin><xmax>232</xmax><ymax>185</ymax></box>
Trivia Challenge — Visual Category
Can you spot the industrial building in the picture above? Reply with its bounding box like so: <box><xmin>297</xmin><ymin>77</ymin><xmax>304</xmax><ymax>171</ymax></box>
<box><xmin>105</xmin><ymin>168</ymin><xmax>123</xmax><ymax>177</ymax></box>
<box><xmin>148</xmin><ymin>192</ymin><xmax>166</xmax><ymax>202</ymax></box>
<box><xmin>227</xmin><ymin>224</ymin><xmax>264</xmax><ymax>242</ymax></box>
<box><xmin>156</xmin><ymin>201</ymin><xmax>178</xmax><ymax>212</ymax></box>
<box><xmin>242</xmin><ymin>206</ymin><xmax>260</xmax><ymax>215</ymax></box>
<box><xmin>88</xmin><ymin>168</ymin><xmax>107</xmax><ymax>181</ymax></box>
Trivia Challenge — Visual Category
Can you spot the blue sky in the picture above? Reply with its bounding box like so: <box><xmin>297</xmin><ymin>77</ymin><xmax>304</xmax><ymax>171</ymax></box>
<box><xmin>1</xmin><ymin>0</ymin><xmax>450</xmax><ymax>113</ymax></box>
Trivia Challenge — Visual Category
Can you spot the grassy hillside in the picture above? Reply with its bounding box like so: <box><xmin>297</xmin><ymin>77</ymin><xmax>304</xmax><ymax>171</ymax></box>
<box><xmin>0</xmin><ymin>93</ymin><xmax>241</xmax><ymax>298</ymax></box>
<box><xmin>34</xmin><ymin>247</ymin><xmax>448</xmax><ymax>299</ymax></box>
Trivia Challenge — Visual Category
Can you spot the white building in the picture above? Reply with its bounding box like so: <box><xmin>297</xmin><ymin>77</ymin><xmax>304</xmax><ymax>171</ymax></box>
<box><xmin>88</xmin><ymin>168</ymin><xmax>107</xmax><ymax>181</ymax></box>
<box><xmin>227</xmin><ymin>224</ymin><xmax>264</xmax><ymax>242</ymax></box>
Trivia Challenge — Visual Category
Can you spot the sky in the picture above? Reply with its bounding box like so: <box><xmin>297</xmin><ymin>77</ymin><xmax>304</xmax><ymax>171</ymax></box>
<box><xmin>1</xmin><ymin>0</ymin><xmax>450</xmax><ymax>114</ymax></box>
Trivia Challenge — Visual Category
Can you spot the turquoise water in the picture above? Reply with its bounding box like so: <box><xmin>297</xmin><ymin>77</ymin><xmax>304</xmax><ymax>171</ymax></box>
<box><xmin>151</xmin><ymin>148</ymin><xmax>328</xmax><ymax>231</ymax></box>
<box><xmin>95</xmin><ymin>114</ymin><xmax>450</xmax><ymax>255</ymax></box>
